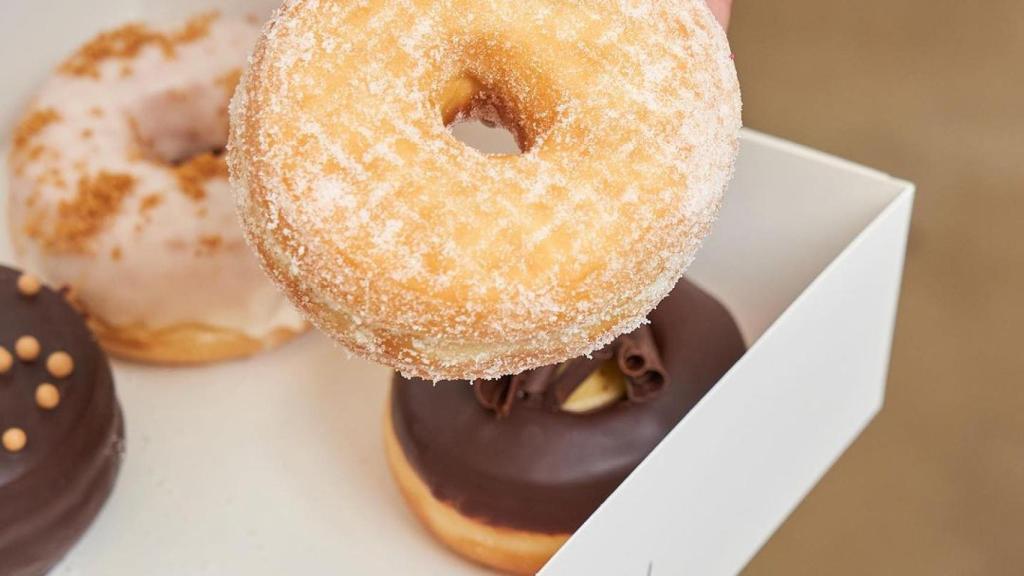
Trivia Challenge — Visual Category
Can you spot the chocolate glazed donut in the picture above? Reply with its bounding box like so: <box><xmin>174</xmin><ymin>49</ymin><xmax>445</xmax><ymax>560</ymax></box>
<box><xmin>387</xmin><ymin>278</ymin><xmax>746</xmax><ymax>573</ymax></box>
<box><xmin>0</xmin><ymin>266</ymin><xmax>125</xmax><ymax>576</ymax></box>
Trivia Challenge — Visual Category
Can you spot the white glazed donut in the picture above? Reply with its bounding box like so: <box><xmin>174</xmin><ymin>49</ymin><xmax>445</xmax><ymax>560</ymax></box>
<box><xmin>8</xmin><ymin>13</ymin><xmax>306</xmax><ymax>364</ymax></box>
<box><xmin>230</xmin><ymin>0</ymin><xmax>741</xmax><ymax>381</ymax></box>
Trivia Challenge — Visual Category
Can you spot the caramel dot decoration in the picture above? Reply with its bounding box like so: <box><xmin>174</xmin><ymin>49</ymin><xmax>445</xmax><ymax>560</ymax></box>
<box><xmin>0</xmin><ymin>347</ymin><xmax>12</xmax><ymax>374</ymax></box>
<box><xmin>2</xmin><ymin>428</ymin><xmax>27</xmax><ymax>453</ymax></box>
<box><xmin>15</xmin><ymin>336</ymin><xmax>41</xmax><ymax>362</ymax></box>
<box><xmin>16</xmin><ymin>274</ymin><xmax>42</xmax><ymax>297</ymax></box>
<box><xmin>36</xmin><ymin>383</ymin><xmax>61</xmax><ymax>410</ymax></box>
<box><xmin>46</xmin><ymin>351</ymin><xmax>74</xmax><ymax>379</ymax></box>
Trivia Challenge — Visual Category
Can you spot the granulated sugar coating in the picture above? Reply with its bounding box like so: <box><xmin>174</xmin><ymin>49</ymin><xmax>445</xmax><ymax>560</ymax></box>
<box><xmin>229</xmin><ymin>0</ymin><xmax>742</xmax><ymax>380</ymax></box>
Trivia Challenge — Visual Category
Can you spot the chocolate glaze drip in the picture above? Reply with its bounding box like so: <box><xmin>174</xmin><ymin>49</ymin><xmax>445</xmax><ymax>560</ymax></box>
<box><xmin>0</xmin><ymin>266</ymin><xmax>124</xmax><ymax>576</ymax></box>
<box><xmin>391</xmin><ymin>278</ymin><xmax>747</xmax><ymax>534</ymax></box>
<box><xmin>474</xmin><ymin>323</ymin><xmax>669</xmax><ymax>416</ymax></box>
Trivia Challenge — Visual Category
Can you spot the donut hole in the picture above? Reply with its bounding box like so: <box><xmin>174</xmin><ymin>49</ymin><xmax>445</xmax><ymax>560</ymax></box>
<box><xmin>127</xmin><ymin>83</ymin><xmax>230</xmax><ymax>165</ymax></box>
<box><xmin>439</xmin><ymin>74</ymin><xmax>553</xmax><ymax>156</ymax></box>
<box><xmin>449</xmin><ymin>117</ymin><xmax>521</xmax><ymax>156</ymax></box>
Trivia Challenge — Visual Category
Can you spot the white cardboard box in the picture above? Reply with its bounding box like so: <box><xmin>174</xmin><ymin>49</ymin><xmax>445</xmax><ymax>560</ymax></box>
<box><xmin>0</xmin><ymin>1</ymin><xmax>914</xmax><ymax>574</ymax></box>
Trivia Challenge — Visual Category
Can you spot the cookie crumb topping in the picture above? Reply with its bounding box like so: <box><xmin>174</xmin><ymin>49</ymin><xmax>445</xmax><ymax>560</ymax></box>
<box><xmin>59</xmin><ymin>12</ymin><xmax>220</xmax><ymax>78</ymax></box>
<box><xmin>175</xmin><ymin>151</ymin><xmax>227</xmax><ymax>201</ymax></box>
<box><xmin>28</xmin><ymin>171</ymin><xmax>136</xmax><ymax>253</ymax></box>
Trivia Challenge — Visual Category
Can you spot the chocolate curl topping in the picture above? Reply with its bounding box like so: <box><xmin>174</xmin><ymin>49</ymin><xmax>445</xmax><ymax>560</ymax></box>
<box><xmin>511</xmin><ymin>364</ymin><xmax>558</xmax><ymax>396</ymax></box>
<box><xmin>474</xmin><ymin>365</ymin><xmax>557</xmax><ymax>418</ymax></box>
<box><xmin>473</xmin><ymin>325</ymin><xmax>671</xmax><ymax>415</ymax></box>
<box><xmin>616</xmin><ymin>325</ymin><xmax>668</xmax><ymax>402</ymax></box>
<box><xmin>473</xmin><ymin>378</ymin><xmax>516</xmax><ymax>417</ymax></box>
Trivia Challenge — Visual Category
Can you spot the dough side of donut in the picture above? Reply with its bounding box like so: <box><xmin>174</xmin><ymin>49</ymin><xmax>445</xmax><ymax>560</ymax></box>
<box><xmin>231</xmin><ymin>0</ymin><xmax>741</xmax><ymax>379</ymax></box>
<box><xmin>384</xmin><ymin>406</ymin><xmax>567</xmax><ymax>575</ymax></box>
<box><xmin>8</xmin><ymin>13</ymin><xmax>306</xmax><ymax>363</ymax></box>
<box><xmin>88</xmin><ymin>317</ymin><xmax>303</xmax><ymax>364</ymax></box>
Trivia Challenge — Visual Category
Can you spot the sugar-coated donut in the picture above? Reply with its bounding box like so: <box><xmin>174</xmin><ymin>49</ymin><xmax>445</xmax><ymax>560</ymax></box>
<box><xmin>0</xmin><ymin>266</ymin><xmax>124</xmax><ymax>576</ymax></box>
<box><xmin>230</xmin><ymin>0</ymin><xmax>741</xmax><ymax>380</ymax></box>
<box><xmin>386</xmin><ymin>279</ymin><xmax>747</xmax><ymax>574</ymax></box>
<box><xmin>8</xmin><ymin>13</ymin><xmax>306</xmax><ymax>364</ymax></box>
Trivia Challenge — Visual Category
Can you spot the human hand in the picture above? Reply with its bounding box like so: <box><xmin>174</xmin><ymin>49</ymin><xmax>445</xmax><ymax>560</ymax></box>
<box><xmin>706</xmin><ymin>0</ymin><xmax>733</xmax><ymax>29</ymax></box>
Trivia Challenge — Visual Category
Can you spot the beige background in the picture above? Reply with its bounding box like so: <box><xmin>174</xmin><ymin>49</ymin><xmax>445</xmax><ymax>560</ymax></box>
<box><xmin>730</xmin><ymin>1</ymin><xmax>1024</xmax><ymax>574</ymax></box>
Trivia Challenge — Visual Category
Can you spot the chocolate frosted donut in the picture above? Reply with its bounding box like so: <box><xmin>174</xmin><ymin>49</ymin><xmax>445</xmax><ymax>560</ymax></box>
<box><xmin>386</xmin><ymin>279</ymin><xmax>746</xmax><ymax>574</ymax></box>
<box><xmin>0</xmin><ymin>265</ymin><xmax>124</xmax><ymax>576</ymax></box>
